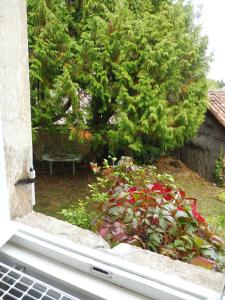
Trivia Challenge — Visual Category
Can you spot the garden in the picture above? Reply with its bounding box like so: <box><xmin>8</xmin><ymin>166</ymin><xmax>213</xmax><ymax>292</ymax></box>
<box><xmin>28</xmin><ymin>0</ymin><xmax>225</xmax><ymax>273</ymax></box>
<box><xmin>34</xmin><ymin>156</ymin><xmax>225</xmax><ymax>272</ymax></box>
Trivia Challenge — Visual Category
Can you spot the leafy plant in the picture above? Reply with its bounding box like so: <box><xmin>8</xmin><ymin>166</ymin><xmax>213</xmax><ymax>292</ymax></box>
<box><xmin>60</xmin><ymin>200</ymin><xmax>92</xmax><ymax>229</ymax></box>
<box><xmin>60</xmin><ymin>166</ymin><xmax>111</xmax><ymax>228</ymax></box>
<box><xmin>218</xmin><ymin>215</ymin><xmax>225</xmax><ymax>228</ymax></box>
<box><xmin>217</xmin><ymin>192</ymin><xmax>225</xmax><ymax>203</ymax></box>
<box><xmin>60</xmin><ymin>156</ymin><xmax>225</xmax><ymax>271</ymax></box>
<box><xmin>214</xmin><ymin>148</ymin><xmax>224</xmax><ymax>185</ymax></box>
<box><xmin>92</xmin><ymin>158</ymin><xmax>225</xmax><ymax>271</ymax></box>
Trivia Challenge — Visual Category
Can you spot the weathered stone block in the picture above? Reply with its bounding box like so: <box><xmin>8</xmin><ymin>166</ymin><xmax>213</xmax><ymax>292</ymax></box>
<box><xmin>0</xmin><ymin>0</ymin><xmax>33</xmax><ymax>217</ymax></box>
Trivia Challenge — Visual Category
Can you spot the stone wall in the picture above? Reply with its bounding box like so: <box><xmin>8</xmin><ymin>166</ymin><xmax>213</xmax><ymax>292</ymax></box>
<box><xmin>176</xmin><ymin>112</ymin><xmax>225</xmax><ymax>181</ymax></box>
<box><xmin>0</xmin><ymin>0</ymin><xmax>33</xmax><ymax>218</ymax></box>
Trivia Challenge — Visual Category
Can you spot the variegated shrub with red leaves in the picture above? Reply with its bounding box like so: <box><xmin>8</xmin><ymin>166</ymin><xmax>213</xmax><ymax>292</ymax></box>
<box><xmin>92</xmin><ymin>158</ymin><xmax>225</xmax><ymax>272</ymax></box>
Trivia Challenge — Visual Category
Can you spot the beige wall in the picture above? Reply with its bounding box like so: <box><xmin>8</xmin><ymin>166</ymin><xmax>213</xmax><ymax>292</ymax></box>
<box><xmin>0</xmin><ymin>0</ymin><xmax>33</xmax><ymax>218</ymax></box>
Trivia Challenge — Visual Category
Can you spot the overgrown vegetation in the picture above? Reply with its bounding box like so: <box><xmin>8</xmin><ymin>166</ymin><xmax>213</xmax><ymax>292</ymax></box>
<box><xmin>28</xmin><ymin>0</ymin><xmax>209</xmax><ymax>160</ymax></box>
<box><xmin>218</xmin><ymin>215</ymin><xmax>225</xmax><ymax>229</ymax></box>
<box><xmin>214</xmin><ymin>148</ymin><xmax>224</xmax><ymax>185</ymax></box>
<box><xmin>217</xmin><ymin>192</ymin><xmax>225</xmax><ymax>203</ymax></box>
<box><xmin>60</xmin><ymin>157</ymin><xmax>225</xmax><ymax>271</ymax></box>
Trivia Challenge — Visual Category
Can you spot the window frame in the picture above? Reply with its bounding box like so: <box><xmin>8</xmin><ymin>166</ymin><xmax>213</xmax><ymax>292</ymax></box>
<box><xmin>0</xmin><ymin>110</ymin><xmax>10</xmax><ymax>223</ymax></box>
<box><xmin>0</xmin><ymin>5</ymin><xmax>223</xmax><ymax>297</ymax></box>
<box><xmin>2</xmin><ymin>223</ymin><xmax>219</xmax><ymax>300</ymax></box>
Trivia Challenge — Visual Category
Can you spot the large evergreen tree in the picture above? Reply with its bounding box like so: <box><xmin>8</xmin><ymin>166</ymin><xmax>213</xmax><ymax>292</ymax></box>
<box><xmin>28</xmin><ymin>0</ymin><xmax>209</xmax><ymax>159</ymax></box>
<box><xmin>28</xmin><ymin>0</ymin><xmax>80</xmax><ymax>127</ymax></box>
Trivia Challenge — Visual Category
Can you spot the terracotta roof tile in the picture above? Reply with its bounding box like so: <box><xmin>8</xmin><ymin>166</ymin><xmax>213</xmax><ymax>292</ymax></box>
<box><xmin>208</xmin><ymin>90</ymin><xmax>225</xmax><ymax>128</ymax></box>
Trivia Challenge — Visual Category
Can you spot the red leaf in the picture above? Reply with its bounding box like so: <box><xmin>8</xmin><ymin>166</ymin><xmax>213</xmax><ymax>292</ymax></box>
<box><xmin>164</xmin><ymin>193</ymin><xmax>173</xmax><ymax>201</ymax></box>
<box><xmin>99</xmin><ymin>227</ymin><xmax>109</xmax><ymax>238</ymax></box>
<box><xmin>128</xmin><ymin>187</ymin><xmax>137</xmax><ymax>193</ymax></box>
<box><xmin>179</xmin><ymin>189</ymin><xmax>185</xmax><ymax>198</ymax></box>
<box><xmin>210</xmin><ymin>235</ymin><xmax>224</xmax><ymax>246</ymax></box>
<box><xmin>151</xmin><ymin>183</ymin><xmax>164</xmax><ymax>193</ymax></box>
<box><xmin>113</xmin><ymin>233</ymin><xmax>128</xmax><ymax>242</ymax></box>
<box><xmin>191</xmin><ymin>256</ymin><xmax>216</xmax><ymax>270</ymax></box>
<box><xmin>177</xmin><ymin>206</ymin><xmax>185</xmax><ymax>211</ymax></box>
<box><xmin>196</xmin><ymin>214</ymin><xmax>205</xmax><ymax>223</ymax></box>
<box><xmin>191</xmin><ymin>203</ymin><xmax>205</xmax><ymax>223</ymax></box>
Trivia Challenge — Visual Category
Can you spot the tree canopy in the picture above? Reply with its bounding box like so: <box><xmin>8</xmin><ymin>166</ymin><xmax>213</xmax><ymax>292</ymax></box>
<box><xmin>28</xmin><ymin>0</ymin><xmax>209</xmax><ymax>160</ymax></box>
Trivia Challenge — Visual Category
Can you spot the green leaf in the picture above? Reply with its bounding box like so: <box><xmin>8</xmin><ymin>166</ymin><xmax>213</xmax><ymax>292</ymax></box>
<box><xmin>109</xmin><ymin>206</ymin><xmax>121</xmax><ymax>216</ymax></box>
<box><xmin>127</xmin><ymin>207</ymin><xmax>134</xmax><ymax>216</ymax></box>
<box><xmin>124</xmin><ymin>214</ymin><xmax>133</xmax><ymax>223</ymax></box>
<box><xmin>186</xmin><ymin>222</ymin><xmax>197</xmax><ymax>233</ymax></box>
<box><xmin>135</xmin><ymin>211</ymin><xmax>141</xmax><ymax>217</ymax></box>
<box><xmin>192</xmin><ymin>234</ymin><xmax>207</xmax><ymax>248</ymax></box>
<box><xmin>159</xmin><ymin>218</ymin><xmax>168</xmax><ymax>230</ymax></box>
<box><xmin>175</xmin><ymin>210</ymin><xmax>188</xmax><ymax>219</ymax></box>
<box><xmin>149</xmin><ymin>233</ymin><xmax>161</xmax><ymax>244</ymax></box>
<box><xmin>200</xmin><ymin>248</ymin><xmax>217</xmax><ymax>261</ymax></box>
<box><xmin>164</xmin><ymin>215</ymin><xmax>175</xmax><ymax>223</ymax></box>
<box><xmin>177</xmin><ymin>247</ymin><xmax>186</xmax><ymax>252</ymax></box>
<box><xmin>144</xmin><ymin>218</ymin><xmax>150</xmax><ymax>225</ymax></box>
<box><xmin>174</xmin><ymin>240</ymin><xmax>184</xmax><ymax>247</ymax></box>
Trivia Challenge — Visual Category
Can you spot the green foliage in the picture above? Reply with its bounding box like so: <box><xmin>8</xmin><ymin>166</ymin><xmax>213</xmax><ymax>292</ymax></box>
<box><xmin>62</xmin><ymin>156</ymin><xmax>225</xmax><ymax>271</ymax></box>
<box><xmin>27</xmin><ymin>0</ymin><xmax>80</xmax><ymax>128</ymax></box>
<box><xmin>60</xmin><ymin>200</ymin><xmax>91</xmax><ymax>229</ymax></box>
<box><xmin>217</xmin><ymin>192</ymin><xmax>225</xmax><ymax>203</ymax></box>
<box><xmin>94</xmin><ymin>158</ymin><xmax>224</xmax><ymax>270</ymax></box>
<box><xmin>60</xmin><ymin>167</ymin><xmax>111</xmax><ymax>228</ymax></box>
<box><xmin>214</xmin><ymin>148</ymin><xmax>224</xmax><ymax>185</ymax></box>
<box><xmin>218</xmin><ymin>215</ymin><xmax>225</xmax><ymax>228</ymax></box>
<box><xmin>87</xmin><ymin>177</ymin><xmax>110</xmax><ymax>203</ymax></box>
<box><xmin>28</xmin><ymin>0</ymin><xmax>209</xmax><ymax>159</ymax></box>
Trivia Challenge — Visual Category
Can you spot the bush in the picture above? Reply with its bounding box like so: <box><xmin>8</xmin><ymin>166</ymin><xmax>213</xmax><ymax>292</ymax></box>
<box><xmin>214</xmin><ymin>149</ymin><xmax>224</xmax><ymax>185</ymax></box>
<box><xmin>60</xmin><ymin>200</ymin><xmax>92</xmax><ymax>229</ymax></box>
<box><xmin>218</xmin><ymin>215</ymin><xmax>225</xmax><ymax>228</ymax></box>
<box><xmin>61</xmin><ymin>156</ymin><xmax>225</xmax><ymax>271</ymax></box>
<box><xmin>217</xmin><ymin>192</ymin><xmax>225</xmax><ymax>203</ymax></box>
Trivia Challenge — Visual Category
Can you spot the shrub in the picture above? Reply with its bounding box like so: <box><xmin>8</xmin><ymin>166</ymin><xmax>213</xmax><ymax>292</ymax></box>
<box><xmin>217</xmin><ymin>192</ymin><xmax>225</xmax><ymax>203</ymax></box>
<box><xmin>214</xmin><ymin>149</ymin><xmax>224</xmax><ymax>185</ymax></box>
<box><xmin>60</xmin><ymin>156</ymin><xmax>225</xmax><ymax>271</ymax></box>
<box><xmin>60</xmin><ymin>200</ymin><xmax>92</xmax><ymax>229</ymax></box>
<box><xmin>218</xmin><ymin>215</ymin><xmax>225</xmax><ymax>229</ymax></box>
<box><xmin>94</xmin><ymin>157</ymin><xmax>225</xmax><ymax>271</ymax></box>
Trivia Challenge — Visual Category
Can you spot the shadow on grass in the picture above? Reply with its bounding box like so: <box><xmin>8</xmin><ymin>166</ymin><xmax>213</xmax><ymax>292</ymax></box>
<box><xmin>34</xmin><ymin>166</ymin><xmax>96</xmax><ymax>219</ymax></box>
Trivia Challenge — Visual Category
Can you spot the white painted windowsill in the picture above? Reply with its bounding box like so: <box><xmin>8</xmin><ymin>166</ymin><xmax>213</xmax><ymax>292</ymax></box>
<box><xmin>0</xmin><ymin>221</ymin><xmax>223</xmax><ymax>300</ymax></box>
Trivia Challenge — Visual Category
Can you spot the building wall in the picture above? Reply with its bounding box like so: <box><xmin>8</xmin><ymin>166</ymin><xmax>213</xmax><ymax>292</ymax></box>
<box><xmin>0</xmin><ymin>0</ymin><xmax>33</xmax><ymax>218</ymax></box>
<box><xmin>176</xmin><ymin>112</ymin><xmax>225</xmax><ymax>181</ymax></box>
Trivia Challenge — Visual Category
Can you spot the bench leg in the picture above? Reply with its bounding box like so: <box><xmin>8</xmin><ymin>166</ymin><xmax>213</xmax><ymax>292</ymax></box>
<box><xmin>72</xmin><ymin>162</ymin><xmax>75</xmax><ymax>175</ymax></box>
<box><xmin>50</xmin><ymin>161</ymin><xmax>53</xmax><ymax>176</ymax></box>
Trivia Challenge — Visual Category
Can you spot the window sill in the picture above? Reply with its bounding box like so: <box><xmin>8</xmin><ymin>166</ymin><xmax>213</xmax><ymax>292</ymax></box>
<box><xmin>0</xmin><ymin>221</ymin><xmax>222</xmax><ymax>300</ymax></box>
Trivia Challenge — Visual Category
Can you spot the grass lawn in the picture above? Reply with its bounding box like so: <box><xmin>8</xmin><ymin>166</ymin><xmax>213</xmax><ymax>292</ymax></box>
<box><xmin>34</xmin><ymin>166</ymin><xmax>95</xmax><ymax>220</ymax></box>
<box><xmin>156</xmin><ymin>157</ymin><xmax>225</xmax><ymax>239</ymax></box>
<box><xmin>34</xmin><ymin>158</ymin><xmax>225</xmax><ymax>239</ymax></box>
